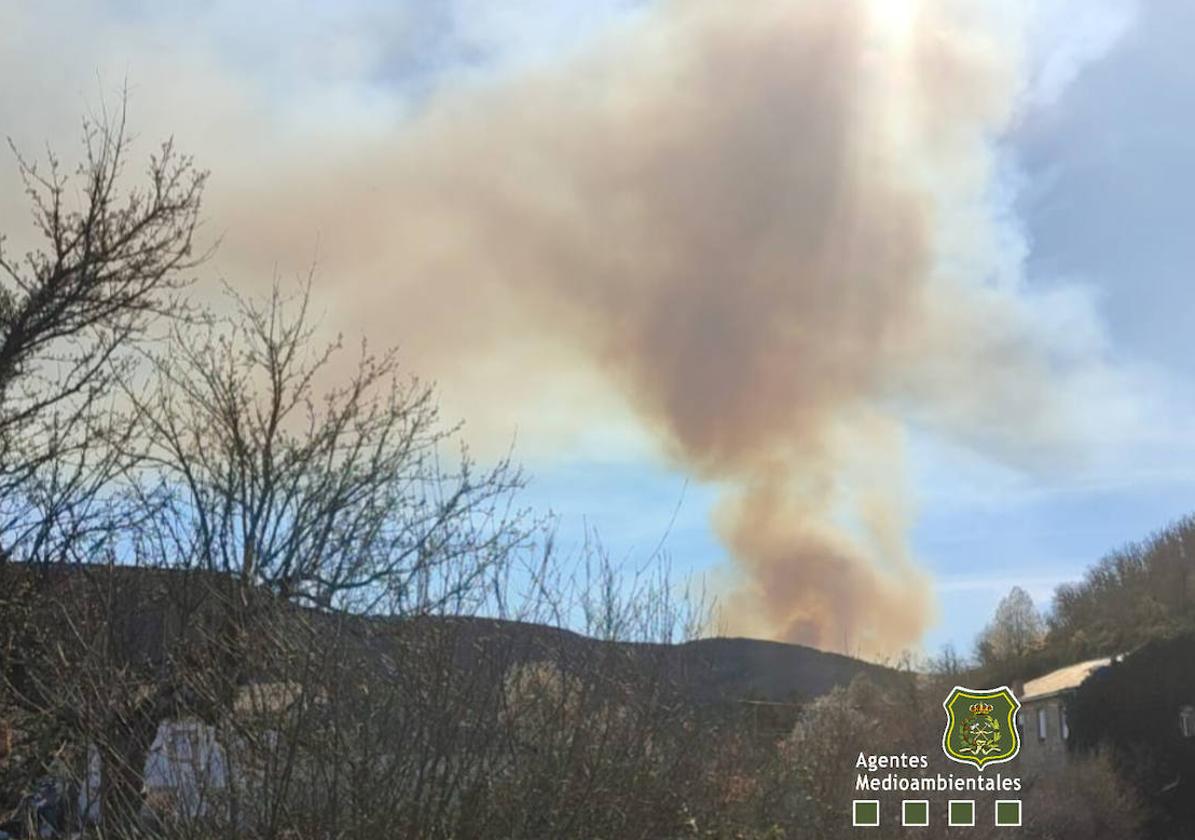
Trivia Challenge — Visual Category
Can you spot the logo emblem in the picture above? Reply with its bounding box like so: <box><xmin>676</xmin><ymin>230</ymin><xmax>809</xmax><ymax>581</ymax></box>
<box><xmin>942</xmin><ymin>686</ymin><xmax>1021</xmax><ymax>770</ymax></box>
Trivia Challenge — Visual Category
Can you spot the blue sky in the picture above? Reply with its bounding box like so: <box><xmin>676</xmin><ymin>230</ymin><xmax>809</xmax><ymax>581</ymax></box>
<box><xmin>3</xmin><ymin>0</ymin><xmax>1194</xmax><ymax>658</ymax></box>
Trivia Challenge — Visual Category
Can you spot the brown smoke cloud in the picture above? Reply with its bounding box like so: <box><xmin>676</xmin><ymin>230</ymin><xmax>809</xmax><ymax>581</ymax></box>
<box><xmin>206</xmin><ymin>0</ymin><xmax>1075</xmax><ymax>657</ymax></box>
<box><xmin>4</xmin><ymin>0</ymin><xmax>1132</xmax><ymax>656</ymax></box>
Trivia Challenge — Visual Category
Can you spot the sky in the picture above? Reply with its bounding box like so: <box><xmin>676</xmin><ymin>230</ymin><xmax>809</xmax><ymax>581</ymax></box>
<box><xmin>2</xmin><ymin>0</ymin><xmax>1194</xmax><ymax>658</ymax></box>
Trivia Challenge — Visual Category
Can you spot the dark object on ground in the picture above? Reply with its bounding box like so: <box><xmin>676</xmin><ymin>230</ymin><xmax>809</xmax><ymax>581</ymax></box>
<box><xmin>1069</xmin><ymin>633</ymin><xmax>1195</xmax><ymax>838</ymax></box>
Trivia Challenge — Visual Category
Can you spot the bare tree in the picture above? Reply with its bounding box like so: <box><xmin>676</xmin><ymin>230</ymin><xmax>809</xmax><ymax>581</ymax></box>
<box><xmin>128</xmin><ymin>279</ymin><xmax>530</xmax><ymax>612</ymax></box>
<box><xmin>0</xmin><ymin>107</ymin><xmax>206</xmax><ymax>835</ymax></box>
<box><xmin>0</xmin><ymin>103</ymin><xmax>204</xmax><ymax>563</ymax></box>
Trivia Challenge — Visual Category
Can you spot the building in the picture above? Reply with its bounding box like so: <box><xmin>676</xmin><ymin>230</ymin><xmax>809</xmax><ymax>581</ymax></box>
<box><xmin>1014</xmin><ymin>656</ymin><xmax>1117</xmax><ymax>772</ymax></box>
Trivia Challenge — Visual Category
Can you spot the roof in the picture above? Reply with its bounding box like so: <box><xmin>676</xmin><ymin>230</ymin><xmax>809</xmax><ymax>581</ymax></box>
<box><xmin>1020</xmin><ymin>656</ymin><xmax>1117</xmax><ymax>703</ymax></box>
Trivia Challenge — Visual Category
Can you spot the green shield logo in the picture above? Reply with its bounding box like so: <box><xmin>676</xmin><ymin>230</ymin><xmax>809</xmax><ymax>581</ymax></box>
<box><xmin>942</xmin><ymin>685</ymin><xmax>1021</xmax><ymax>770</ymax></box>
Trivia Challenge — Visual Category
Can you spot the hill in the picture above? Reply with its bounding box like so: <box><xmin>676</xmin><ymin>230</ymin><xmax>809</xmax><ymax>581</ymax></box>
<box><xmin>2</xmin><ymin>562</ymin><xmax>896</xmax><ymax>708</ymax></box>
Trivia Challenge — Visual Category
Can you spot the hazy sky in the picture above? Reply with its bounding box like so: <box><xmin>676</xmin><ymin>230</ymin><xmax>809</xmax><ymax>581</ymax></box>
<box><xmin>3</xmin><ymin>0</ymin><xmax>1193</xmax><ymax>657</ymax></box>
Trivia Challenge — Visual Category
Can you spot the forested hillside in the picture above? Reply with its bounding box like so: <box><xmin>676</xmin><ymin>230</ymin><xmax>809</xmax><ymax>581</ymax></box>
<box><xmin>966</xmin><ymin>514</ymin><xmax>1195</xmax><ymax>688</ymax></box>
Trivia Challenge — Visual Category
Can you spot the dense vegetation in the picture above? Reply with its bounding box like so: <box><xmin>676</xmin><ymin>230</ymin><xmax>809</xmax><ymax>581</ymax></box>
<box><xmin>1069</xmin><ymin>635</ymin><xmax>1195</xmax><ymax>839</ymax></box>
<box><xmin>1050</xmin><ymin>515</ymin><xmax>1195</xmax><ymax>658</ymax></box>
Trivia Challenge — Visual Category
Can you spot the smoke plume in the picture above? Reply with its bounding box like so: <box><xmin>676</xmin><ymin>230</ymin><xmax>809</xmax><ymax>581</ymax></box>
<box><xmin>4</xmin><ymin>0</ymin><xmax>1136</xmax><ymax>655</ymax></box>
<box><xmin>205</xmin><ymin>0</ymin><xmax>1134</xmax><ymax>657</ymax></box>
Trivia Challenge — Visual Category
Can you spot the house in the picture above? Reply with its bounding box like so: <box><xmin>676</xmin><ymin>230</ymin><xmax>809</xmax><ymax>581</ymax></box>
<box><xmin>1014</xmin><ymin>656</ymin><xmax>1117</xmax><ymax>772</ymax></box>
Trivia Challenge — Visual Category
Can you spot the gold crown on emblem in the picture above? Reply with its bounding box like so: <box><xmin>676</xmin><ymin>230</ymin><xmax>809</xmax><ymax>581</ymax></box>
<box><xmin>969</xmin><ymin>702</ymin><xmax>994</xmax><ymax>715</ymax></box>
